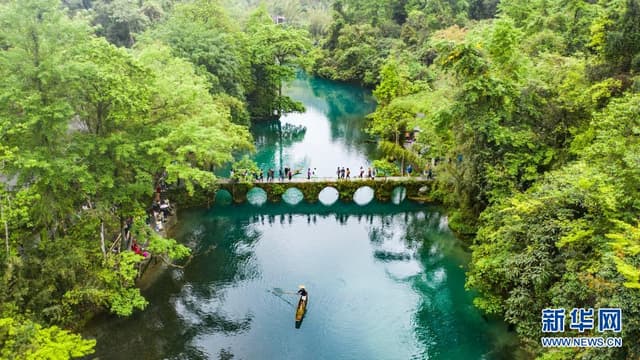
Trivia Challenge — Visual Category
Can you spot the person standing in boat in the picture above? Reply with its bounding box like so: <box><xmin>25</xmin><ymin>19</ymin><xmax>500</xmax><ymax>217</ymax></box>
<box><xmin>297</xmin><ymin>285</ymin><xmax>308</xmax><ymax>299</ymax></box>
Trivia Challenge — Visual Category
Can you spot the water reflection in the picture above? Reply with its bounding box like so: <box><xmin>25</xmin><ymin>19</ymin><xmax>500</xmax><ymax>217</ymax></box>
<box><xmin>318</xmin><ymin>186</ymin><xmax>339</xmax><ymax>206</ymax></box>
<box><xmin>353</xmin><ymin>186</ymin><xmax>374</xmax><ymax>205</ymax></box>
<box><xmin>214</xmin><ymin>189</ymin><xmax>232</xmax><ymax>206</ymax></box>
<box><xmin>282</xmin><ymin>187</ymin><xmax>304</xmax><ymax>205</ymax></box>
<box><xmin>246</xmin><ymin>187</ymin><xmax>267</xmax><ymax>206</ymax></box>
<box><xmin>86</xmin><ymin>202</ymin><xmax>515</xmax><ymax>359</ymax></box>
<box><xmin>247</xmin><ymin>73</ymin><xmax>380</xmax><ymax>178</ymax></box>
<box><xmin>391</xmin><ymin>186</ymin><xmax>407</xmax><ymax>205</ymax></box>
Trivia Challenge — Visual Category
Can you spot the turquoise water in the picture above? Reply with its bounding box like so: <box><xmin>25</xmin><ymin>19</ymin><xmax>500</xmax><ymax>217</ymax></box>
<box><xmin>87</xmin><ymin>203</ymin><xmax>514</xmax><ymax>359</ymax></box>
<box><xmin>246</xmin><ymin>74</ymin><xmax>379</xmax><ymax>178</ymax></box>
<box><xmin>85</xmin><ymin>74</ymin><xmax>516</xmax><ymax>359</ymax></box>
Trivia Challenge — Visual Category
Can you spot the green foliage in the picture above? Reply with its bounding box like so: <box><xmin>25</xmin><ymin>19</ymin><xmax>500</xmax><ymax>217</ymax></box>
<box><xmin>0</xmin><ymin>0</ymin><xmax>252</xmax><ymax>351</ymax></box>
<box><xmin>62</xmin><ymin>0</ymin><xmax>175</xmax><ymax>47</ymax></box>
<box><xmin>600</xmin><ymin>0</ymin><xmax>640</xmax><ymax>74</ymax></box>
<box><xmin>231</xmin><ymin>156</ymin><xmax>261</xmax><ymax>184</ymax></box>
<box><xmin>315</xmin><ymin>1</ymin><xmax>640</xmax><ymax>357</ymax></box>
<box><xmin>144</xmin><ymin>232</ymin><xmax>190</xmax><ymax>263</ymax></box>
<box><xmin>0</xmin><ymin>317</ymin><xmax>95</xmax><ymax>359</ymax></box>
<box><xmin>245</xmin><ymin>6</ymin><xmax>313</xmax><ymax>118</ymax></box>
<box><xmin>316</xmin><ymin>23</ymin><xmax>392</xmax><ymax>85</ymax></box>
<box><xmin>98</xmin><ymin>251</ymin><xmax>148</xmax><ymax>316</ymax></box>
<box><xmin>144</xmin><ymin>0</ymin><xmax>250</xmax><ymax>101</ymax></box>
<box><xmin>607</xmin><ymin>221</ymin><xmax>640</xmax><ymax>289</ymax></box>
<box><xmin>467</xmin><ymin>93</ymin><xmax>640</xmax><ymax>357</ymax></box>
<box><xmin>372</xmin><ymin>159</ymin><xmax>398</xmax><ymax>177</ymax></box>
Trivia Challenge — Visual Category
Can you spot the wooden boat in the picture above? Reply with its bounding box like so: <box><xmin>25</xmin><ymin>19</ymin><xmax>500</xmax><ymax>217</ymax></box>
<box><xmin>295</xmin><ymin>294</ymin><xmax>308</xmax><ymax>322</ymax></box>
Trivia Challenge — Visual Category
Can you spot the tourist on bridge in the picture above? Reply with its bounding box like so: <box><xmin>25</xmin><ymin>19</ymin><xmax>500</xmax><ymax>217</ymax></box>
<box><xmin>336</xmin><ymin>166</ymin><xmax>340</xmax><ymax>179</ymax></box>
<box><xmin>279</xmin><ymin>168</ymin><xmax>284</xmax><ymax>181</ymax></box>
<box><xmin>313</xmin><ymin>168</ymin><xmax>317</xmax><ymax>178</ymax></box>
<box><xmin>288</xmin><ymin>168</ymin><xmax>293</xmax><ymax>181</ymax></box>
<box><xmin>307</xmin><ymin>168</ymin><xmax>311</xmax><ymax>180</ymax></box>
<box><xmin>359</xmin><ymin>166</ymin><xmax>364</xmax><ymax>178</ymax></box>
<box><xmin>367</xmin><ymin>167</ymin><xmax>372</xmax><ymax>179</ymax></box>
<box><xmin>340</xmin><ymin>167</ymin><xmax>345</xmax><ymax>179</ymax></box>
<box><xmin>346</xmin><ymin>168</ymin><xmax>351</xmax><ymax>179</ymax></box>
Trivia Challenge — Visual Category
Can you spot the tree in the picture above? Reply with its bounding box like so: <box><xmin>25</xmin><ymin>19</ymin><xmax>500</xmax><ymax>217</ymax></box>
<box><xmin>367</xmin><ymin>57</ymin><xmax>421</xmax><ymax>175</ymax></box>
<box><xmin>145</xmin><ymin>0</ymin><xmax>251</xmax><ymax>104</ymax></box>
<box><xmin>245</xmin><ymin>6</ymin><xmax>312</xmax><ymax>118</ymax></box>
<box><xmin>468</xmin><ymin>93</ymin><xmax>640</xmax><ymax>358</ymax></box>
<box><xmin>0</xmin><ymin>0</ymin><xmax>253</xmax><ymax>341</ymax></box>
<box><xmin>0</xmin><ymin>317</ymin><xmax>95</xmax><ymax>359</ymax></box>
<box><xmin>135</xmin><ymin>43</ymin><xmax>254</xmax><ymax>193</ymax></box>
<box><xmin>602</xmin><ymin>0</ymin><xmax>640</xmax><ymax>73</ymax></box>
<box><xmin>65</xmin><ymin>0</ymin><xmax>177</xmax><ymax>47</ymax></box>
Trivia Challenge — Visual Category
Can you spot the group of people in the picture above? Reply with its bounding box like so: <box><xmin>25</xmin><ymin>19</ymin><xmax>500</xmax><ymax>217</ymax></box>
<box><xmin>129</xmin><ymin>181</ymin><xmax>177</xmax><ymax>258</ymax></box>
<box><xmin>231</xmin><ymin>167</ymin><xmax>304</xmax><ymax>182</ymax></box>
<box><xmin>232</xmin><ymin>165</ymin><xmax>390</xmax><ymax>182</ymax></box>
<box><xmin>336</xmin><ymin>166</ymin><xmax>376</xmax><ymax>180</ymax></box>
<box><xmin>254</xmin><ymin>169</ymin><xmax>277</xmax><ymax>182</ymax></box>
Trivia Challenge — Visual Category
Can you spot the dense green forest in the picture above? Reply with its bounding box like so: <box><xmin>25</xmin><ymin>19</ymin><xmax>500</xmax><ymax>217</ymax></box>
<box><xmin>0</xmin><ymin>0</ymin><xmax>311</xmax><ymax>357</ymax></box>
<box><xmin>315</xmin><ymin>0</ymin><xmax>639</xmax><ymax>359</ymax></box>
<box><xmin>0</xmin><ymin>0</ymin><xmax>639</xmax><ymax>359</ymax></box>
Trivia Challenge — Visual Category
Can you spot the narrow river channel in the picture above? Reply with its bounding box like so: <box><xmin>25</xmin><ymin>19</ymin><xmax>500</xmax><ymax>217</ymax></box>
<box><xmin>85</xmin><ymin>74</ymin><xmax>516</xmax><ymax>359</ymax></box>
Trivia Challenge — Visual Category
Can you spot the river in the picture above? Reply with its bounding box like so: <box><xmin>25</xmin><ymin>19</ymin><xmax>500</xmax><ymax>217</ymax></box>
<box><xmin>85</xmin><ymin>74</ymin><xmax>516</xmax><ymax>359</ymax></box>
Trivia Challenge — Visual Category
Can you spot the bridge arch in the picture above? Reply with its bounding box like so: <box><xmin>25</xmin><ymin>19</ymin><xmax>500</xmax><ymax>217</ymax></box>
<box><xmin>318</xmin><ymin>186</ymin><xmax>339</xmax><ymax>206</ymax></box>
<box><xmin>214</xmin><ymin>189</ymin><xmax>232</xmax><ymax>205</ymax></box>
<box><xmin>247</xmin><ymin>187</ymin><xmax>267</xmax><ymax>206</ymax></box>
<box><xmin>282</xmin><ymin>187</ymin><xmax>304</xmax><ymax>205</ymax></box>
<box><xmin>353</xmin><ymin>186</ymin><xmax>375</xmax><ymax>206</ymax></box>
<box><xmin>214</xmin><ymin>177</ymin><xmax>432</xmax><ymax>205</ymax></box>
<box><xmin>391</xmin><ymin>186</ymin><xmax>407</xmax><ymax>205</ymax></box>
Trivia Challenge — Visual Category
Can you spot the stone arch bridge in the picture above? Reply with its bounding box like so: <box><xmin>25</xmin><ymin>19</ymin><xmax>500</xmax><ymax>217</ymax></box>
<box><xmin>214</xmin><ymin>177</ymin><xmax>433</xmax><ymax>205</ymax></box>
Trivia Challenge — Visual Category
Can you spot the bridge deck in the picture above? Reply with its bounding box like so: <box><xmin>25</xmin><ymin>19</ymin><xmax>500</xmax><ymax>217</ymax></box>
<box><xmin>217</xmin><ymin>176</ymin><xmax>431</xmax><ymax>184</ymax></box>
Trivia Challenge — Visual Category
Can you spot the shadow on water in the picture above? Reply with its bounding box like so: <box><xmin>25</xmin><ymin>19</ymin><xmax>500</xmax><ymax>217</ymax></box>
<box><xmin>84</xmin><ymin>216</ymin><xmax>263</xmax><ymax>360</ymax></box>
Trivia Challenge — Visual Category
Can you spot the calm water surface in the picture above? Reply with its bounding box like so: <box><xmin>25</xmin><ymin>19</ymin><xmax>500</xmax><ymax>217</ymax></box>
<box><xmin>87</xmin><ymin>203</ymin><xmax>513</xmax><ymax>359</ymax></box>
<box><xmin>85</xmin><ymin>75</ymin><xmax>516</xmax><ymax>359</ymax></box>
<box><xmin>247</xmin><ymin>73</ymin><xmax>379</xmax><ymax>178</ymax></box>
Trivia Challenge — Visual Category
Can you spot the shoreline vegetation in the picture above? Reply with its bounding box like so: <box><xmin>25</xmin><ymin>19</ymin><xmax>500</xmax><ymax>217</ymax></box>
<box><xmin>0</xmin><ymin>0</ymin><xmax>639</xmax><ymax>359</ymax></box>
<box><xmin>0</xmin><ymin>0</ymin><xmax>311</xmax><ymax>357</ymax></box>
<box><xmin>311</xmin><ymin>1</ymin><xmax>640</xmax><ymax>359</ymax></box>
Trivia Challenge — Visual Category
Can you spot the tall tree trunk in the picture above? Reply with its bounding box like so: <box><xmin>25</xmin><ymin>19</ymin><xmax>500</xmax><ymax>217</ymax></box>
<box><xmin>396</xmin><ymin>130</ymin><xmax>404</xmax><ymax>176</ymax></box>
<box><xmin>0</xmin><ymin>195</ymin><xmax>8</xmax><ymax>256</ymax></box>
<box><xmin>277</xmin><ymin>80</ymin><xmax>283</xmax><ymax>117</ymax></box>
<box><xmin>100</xmin><ymin>220</ymin><xmax>106</xmax><ymax>259</ymax></box>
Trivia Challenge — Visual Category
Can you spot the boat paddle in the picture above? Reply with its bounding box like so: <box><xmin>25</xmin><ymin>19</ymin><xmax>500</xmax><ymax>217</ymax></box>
<box><xmin>272</xmin><ymin>287</ymin><xmax>298</xmax><ymax>295</ymax></box>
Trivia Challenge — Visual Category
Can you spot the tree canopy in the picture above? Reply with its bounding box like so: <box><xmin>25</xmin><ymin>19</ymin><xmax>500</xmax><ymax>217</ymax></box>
<box><xmin>0</xmin><ymin>0</ymin><xmax>263</xmax><ymax>357</ymax></box>
<box><xmin>316</xmin><ymin>0</ymin><xmax>640</xmax><ymax>358</ymax></box>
